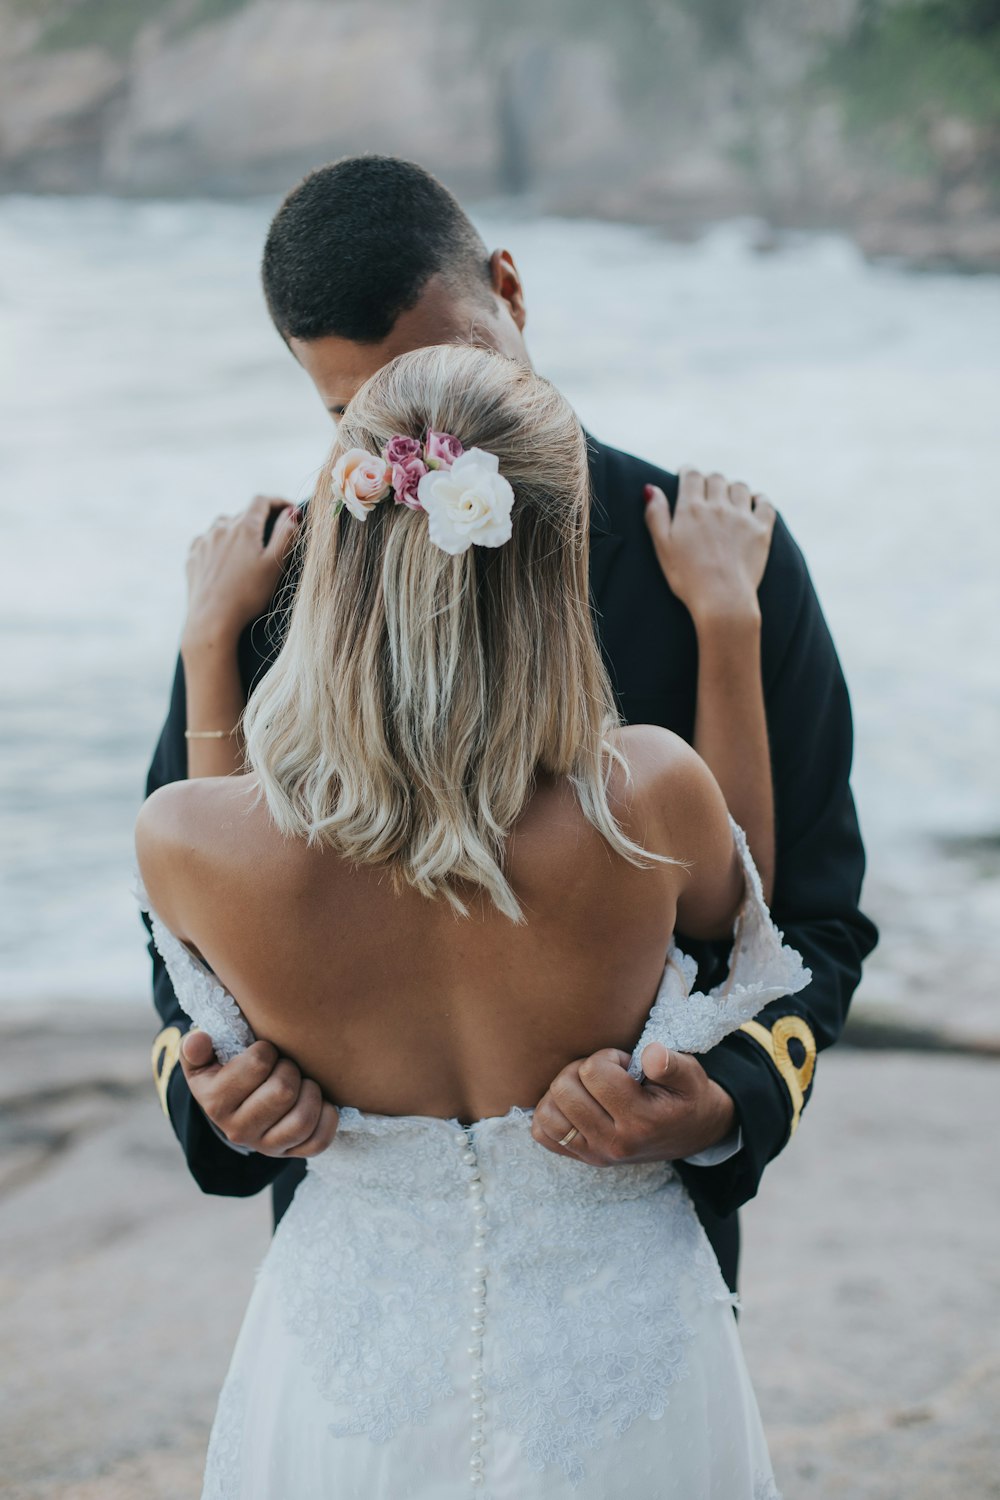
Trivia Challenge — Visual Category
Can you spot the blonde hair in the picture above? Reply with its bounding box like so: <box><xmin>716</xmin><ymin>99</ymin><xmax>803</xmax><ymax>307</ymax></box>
<box><xmin>243</xmin><ymin>344</ymin><xmax>667</xmax><ymax>921</ymax></box>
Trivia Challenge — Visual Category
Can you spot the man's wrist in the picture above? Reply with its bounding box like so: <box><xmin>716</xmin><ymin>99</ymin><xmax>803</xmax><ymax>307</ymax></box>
<box><xmin>683</xmin><ymin>1125</ymin><xmax>743</xmax><ymax>1168</ymax></box>
<box><xmin>206</xmin><ymin>1112</ymin><xmax>255</xmax><ymax>1156</ymax></box>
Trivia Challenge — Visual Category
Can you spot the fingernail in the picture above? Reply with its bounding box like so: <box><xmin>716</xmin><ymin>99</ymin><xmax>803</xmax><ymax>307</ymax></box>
<box><xmin>643</xmin><ymin>484</ymin><xmax>655</xmax><ymax>505</ymax></box>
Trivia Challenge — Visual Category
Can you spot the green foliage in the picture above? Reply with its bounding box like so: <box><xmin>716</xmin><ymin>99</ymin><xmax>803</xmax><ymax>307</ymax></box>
<box><xmin>816</xmin><ymin>1</ymin><xmax>1000</xmax><ymax>186</ymax></box>
<box><xmin>38</xmin><ymin>0</ymin><xmax>171</xmax><ymax>55</ymax></box>
<box><xmin>675</xmin><ymin>0</ymin><xmax>750</xmax><ymax>58</ymax></box>
<box><xmin>169</xmin><ymin>0</ymin><xmax>252</xmax><ymax>40</ymax></box>
<box><xmin>35</xmin><ymin>0</ymin><xmax>252</xmax><ymax>57</ymax></box>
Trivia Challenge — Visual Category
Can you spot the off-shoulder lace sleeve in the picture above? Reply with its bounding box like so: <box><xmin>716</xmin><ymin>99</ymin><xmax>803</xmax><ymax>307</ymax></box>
<box><xmin>627</xmin><ymin>817</ymin><xmax>811</xmax><ymax>1077</ymax></box>
<box><xmin>134</xmin><ymin>870</ymin><xmax>255</xmax><ymax>1063</ymax></box>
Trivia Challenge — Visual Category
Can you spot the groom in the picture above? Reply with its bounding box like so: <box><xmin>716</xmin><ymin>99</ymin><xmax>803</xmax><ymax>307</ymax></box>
<box><xmin>146</xmin><ymin>155</ymin><xmax>877</xmax><ymax>1292</ymax></box>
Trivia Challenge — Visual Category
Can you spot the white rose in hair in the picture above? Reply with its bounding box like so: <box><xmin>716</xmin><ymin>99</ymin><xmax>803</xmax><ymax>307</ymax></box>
<box><xmin>332</xmin><ymin>448</ymin><xmax>392</xmax><ymax>520</ymax></box>
<box><xmin>417</xmin><ymin>449</ymin><xmax>515</xmax><ymax>556</ymax></box>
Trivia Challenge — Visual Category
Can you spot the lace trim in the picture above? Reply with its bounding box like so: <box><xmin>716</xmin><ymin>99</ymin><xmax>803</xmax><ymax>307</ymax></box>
<box><xmin>627</xmin><ymin>817</ymin><xmax>811</xmax><ymax>1075</ymax></box>
<box><xmin>201</xmin><ymin>1375</ymin><xmax>246</xmax><ymax>1500</ymax></box>
<box><xmin>135</xmin><ymin>870</ymin><xmax>255</xmax><ymax>1063</ymax></box>
<box><xmin>755</xmin><ymin>1473</ymin><xmax>783</xmax><ymax>1499</ymax></box>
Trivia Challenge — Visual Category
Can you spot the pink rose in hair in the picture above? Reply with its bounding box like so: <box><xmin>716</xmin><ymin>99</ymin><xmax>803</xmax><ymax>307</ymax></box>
<box><xmin>424</xmin><ymin>429</ymin><xmax>464</xmax><ymax>468</ymax></box>
<box><xmin>391</xmin><ymin>455</ymin><xmax>428</xmax><ymax>510</ymax></box>
<box><xmin>385</xmin><ymin>434</ymin><xmax>422</xmax><ymax>467</ymax></box>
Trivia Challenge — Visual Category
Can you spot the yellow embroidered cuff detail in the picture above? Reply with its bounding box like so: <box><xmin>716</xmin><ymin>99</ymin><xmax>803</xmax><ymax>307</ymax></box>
<box><xmin>151</xmin><ymin>1025</ymin><xmax>183</xmax><ymax>1118</ymax></box>
<box><xmin>739</xmin><ymin>1016</ymin><xmax>817</xmax><ymax>1136</ymax></box>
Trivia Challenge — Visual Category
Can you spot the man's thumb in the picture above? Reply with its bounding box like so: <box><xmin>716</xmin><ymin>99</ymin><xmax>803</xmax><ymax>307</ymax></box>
<box><xmin>180</xmin><ymin>1027</ymin><xmax>216</xmax><ymax>1071</ymax></box>
<box><xmin>640</xmin><ymin>1041</ymin><xmax>671</xmax><ymax>1082</ymax></box>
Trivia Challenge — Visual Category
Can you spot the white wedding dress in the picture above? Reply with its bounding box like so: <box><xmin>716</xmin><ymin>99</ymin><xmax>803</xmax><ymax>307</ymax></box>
<box><xmin>140</xmin><ymin>819</ymin><xmax>809</xmax><ymax>1499</ymax></box>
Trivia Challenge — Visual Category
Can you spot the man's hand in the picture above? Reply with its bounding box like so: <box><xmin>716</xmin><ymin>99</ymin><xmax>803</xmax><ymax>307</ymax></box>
<box><xmin>179</xmin><ymin>1029</ymin><xmax>339</xmax><ymax>1158</ymax></box>
<box><xmin>531</xmin><ymin>1042</ymin><xmax>736</xmax><ymax>1165</ymax></box>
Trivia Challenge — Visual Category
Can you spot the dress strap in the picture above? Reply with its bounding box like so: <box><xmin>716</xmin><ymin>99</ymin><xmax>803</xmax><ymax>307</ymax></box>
<box><xmin>627</xmin><ymin>817</ymin><xmax>811</xmax><ymax>1078</ymax></box>
<box><xmin>134</xmin><ymin>871</ymin><xmax>255</xmax><ymax>1063</ymax></box>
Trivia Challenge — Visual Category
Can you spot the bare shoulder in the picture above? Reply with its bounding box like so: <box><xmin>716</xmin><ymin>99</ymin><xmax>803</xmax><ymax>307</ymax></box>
<box><xmin>137</xmin><ymin>775</ymin><xmax>246</xmax><ymax>846</ymax></box>
<box><xmin>610</xmin><ymin>725</ymin><xmax>742</xmax><ymax>938</ymax></box>
<box><xmin>135</xmin><ymin>775</ymin><xmax>261</xmax><ymax>923</ymax></box>
<box><xmin>610</xmin><ymin>724</ymin><xmax>723</xmax><ymax>842</ymax></box>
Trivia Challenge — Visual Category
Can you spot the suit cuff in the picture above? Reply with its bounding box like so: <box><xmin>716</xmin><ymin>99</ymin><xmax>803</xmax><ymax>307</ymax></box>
<box><xmin>682</xmin><ymin>1126</ymin><xmax>743</xmax><ymax>1168</ymax></box>
<box><xmin>206</xmin><ymin>1114</ymin><xmax>255</xmax><ymax>1156</ymax></box>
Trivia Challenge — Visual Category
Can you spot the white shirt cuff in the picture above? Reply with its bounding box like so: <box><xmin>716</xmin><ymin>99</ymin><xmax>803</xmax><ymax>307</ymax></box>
<box><xmin>682</xmin><ymin>1126</ymin><xmax>743</xmax><ymax>1168</ymax></box>
<box><xmin>207</xmin><ymin>1114</ymin><xmax>254</xmax><ymax>1156</ymax></box>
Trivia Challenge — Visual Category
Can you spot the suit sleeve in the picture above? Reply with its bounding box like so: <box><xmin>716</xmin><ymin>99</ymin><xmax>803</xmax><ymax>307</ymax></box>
<box><xmin>145</xmin><ymin>652</ymin><xmax>286</xmax><ymax>1197</ymax></box>
<box><xmin>678</xmin><ymin>513</ymin><xmax>878</xmax><ymax>1216</ymax></box>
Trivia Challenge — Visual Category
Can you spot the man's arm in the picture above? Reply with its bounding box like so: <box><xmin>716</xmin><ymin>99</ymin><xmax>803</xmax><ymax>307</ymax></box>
<box><xmin>679</xmin><ymin>513</ymin><xmax>878</xmax><ymax>1214</ymax></box>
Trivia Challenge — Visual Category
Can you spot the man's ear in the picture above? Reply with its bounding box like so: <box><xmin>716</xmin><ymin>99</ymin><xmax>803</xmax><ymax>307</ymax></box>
<box><xmin>489</xmin><ymin>249</ymin><xmax>527</xmax><ymax>332</ymax></box>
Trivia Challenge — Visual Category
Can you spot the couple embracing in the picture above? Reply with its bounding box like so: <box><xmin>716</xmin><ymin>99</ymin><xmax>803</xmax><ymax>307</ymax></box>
<box><xmin>137</xmin><ymin>156</ymin><xmax>876</xmax><ymax>1498</ymax></box>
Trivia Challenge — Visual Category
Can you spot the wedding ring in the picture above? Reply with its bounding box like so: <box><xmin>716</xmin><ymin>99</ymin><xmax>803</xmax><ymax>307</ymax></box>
<box><xmin>558</xmin><ymin>1127</ymin><xmax>579</xmax><ymax>1148</ymax></box>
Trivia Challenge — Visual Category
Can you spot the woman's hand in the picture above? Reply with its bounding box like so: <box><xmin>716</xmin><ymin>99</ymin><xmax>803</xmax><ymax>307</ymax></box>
<box><xmin>644</xmin><ymin>468</ymin><xmax>775</xmax><ymax>628</ymax></box>
<box><xmin>645</xmin><ymin>466</ymin><xmax>778</xmax><ymax>900</ymax></box>
<box><xmin>181</xmin><ymin>495</ymin><xmax>300</xmax><ymax>777</ymax></box>
<box><xmin>182</xmin><ymin>494</ymin><xmax>301</xmax><ymax>653</ymax></box>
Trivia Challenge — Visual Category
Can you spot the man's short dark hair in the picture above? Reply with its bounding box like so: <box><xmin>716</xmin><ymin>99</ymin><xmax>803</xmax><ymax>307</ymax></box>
<box><xmin>262</xmin><ymin>155</ymin><xmax>492</xmax><ymax>344</ymax></box>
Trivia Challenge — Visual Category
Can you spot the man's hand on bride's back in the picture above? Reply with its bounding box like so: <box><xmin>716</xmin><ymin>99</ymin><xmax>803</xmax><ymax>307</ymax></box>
<box><xmin>531</xmin><ymin>1042</ymin><xmax>736</xmax><ymax>1166</ymax></box>
<box><xmin>179</xmin><ymin>1029</ymin><xmax>339</xmax><ymax>1158</ymax></box>
<box><xmin>644</xmin><ymin>467</ymin><xmax>776</xmax><ymax>628</ymax></box>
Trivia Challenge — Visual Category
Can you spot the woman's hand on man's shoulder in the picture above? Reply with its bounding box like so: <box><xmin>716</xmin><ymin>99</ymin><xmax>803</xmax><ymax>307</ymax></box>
<box><xmin>644</xmin><ymin>467</ymin><xmax>776</xmax><ymax>630</ymax></box>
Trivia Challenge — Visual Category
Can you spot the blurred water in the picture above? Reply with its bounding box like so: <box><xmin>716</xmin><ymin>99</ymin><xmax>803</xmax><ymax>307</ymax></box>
<box><xmin>0</xmin><ymin>196</ymin><xmax>998</xmax><ymax>1028</ymax></box>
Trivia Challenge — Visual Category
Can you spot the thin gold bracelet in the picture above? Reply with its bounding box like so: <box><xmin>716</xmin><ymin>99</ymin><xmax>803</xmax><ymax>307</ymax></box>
<box><xmin>184</xmin><ymin>729</ymin><xmax>234</xmax><ymax>739</ymax></box>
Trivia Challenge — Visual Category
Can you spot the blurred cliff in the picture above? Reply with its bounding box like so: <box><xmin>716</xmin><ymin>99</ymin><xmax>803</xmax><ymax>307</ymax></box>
<box><xmin>1</xmin><ymin>0</ymin><xmax>999</xmax><ymax>266</ymax></box>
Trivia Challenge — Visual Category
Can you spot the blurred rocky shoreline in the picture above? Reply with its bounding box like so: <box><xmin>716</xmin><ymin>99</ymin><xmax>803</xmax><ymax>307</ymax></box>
<box><xmin>2</xmin><ymin>0</ymin><xmax>1000</xmax><ymax>273</ymax></box>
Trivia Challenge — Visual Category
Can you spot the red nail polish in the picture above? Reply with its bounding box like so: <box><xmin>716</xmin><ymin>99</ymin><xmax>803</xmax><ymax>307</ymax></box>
<box><xmin>643</xmin><ymin>485</ymin><xmax>655</xmax><ymax>505</ymax></box>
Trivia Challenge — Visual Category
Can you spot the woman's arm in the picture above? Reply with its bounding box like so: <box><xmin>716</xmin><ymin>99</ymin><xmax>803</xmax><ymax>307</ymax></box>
<box><xmin>691</xmin><ymin>614</ymin><xmax>773</xmax><ymax>903</ymax></box>
<box><xmin>180</xmin><ymin>633</ymin><xmax>248</xmax><ymax>777</ymax></box>
<box><xmin>180</xmin><ymin>495</ymin><xmax>300</xmax><ymax>778</ymax></box>
<box><xmin>644</xmin><ymin>469</ymin><xmax>776</xmax><ymax>901</ymax></box>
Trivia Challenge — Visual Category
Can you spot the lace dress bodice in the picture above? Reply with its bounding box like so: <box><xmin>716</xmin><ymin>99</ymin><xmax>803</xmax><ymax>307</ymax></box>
<box><xmin>138</xmin><ymin>817</ymin><xmax>807</xmax><ymax>1498</ymax></box>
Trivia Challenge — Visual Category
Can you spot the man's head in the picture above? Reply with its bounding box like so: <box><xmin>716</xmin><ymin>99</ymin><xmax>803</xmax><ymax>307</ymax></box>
<box><xmin>262</xmin><ymin>155</ymin><xmax>530</xmax><ymax>419</ymax></box>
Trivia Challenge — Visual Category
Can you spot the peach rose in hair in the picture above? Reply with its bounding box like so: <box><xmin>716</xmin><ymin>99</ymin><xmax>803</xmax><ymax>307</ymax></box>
<box><xmin>332</xmin><ymin>448</ymin><xmax>392</xmax><ymax>520</ymax></box>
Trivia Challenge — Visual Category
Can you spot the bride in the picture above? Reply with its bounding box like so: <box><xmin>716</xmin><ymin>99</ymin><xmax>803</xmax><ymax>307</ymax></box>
<box><xmin>136</xmin><ymin>343</ymin><xmax>807</xmax><ymax>1498</ymax></box>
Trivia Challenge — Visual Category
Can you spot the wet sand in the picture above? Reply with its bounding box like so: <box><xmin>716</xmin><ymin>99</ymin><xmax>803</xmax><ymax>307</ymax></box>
<box><xmin>1</xmin><ymin>1006</ymin><xmax>998</xmax><ymax>1499</ymax></box>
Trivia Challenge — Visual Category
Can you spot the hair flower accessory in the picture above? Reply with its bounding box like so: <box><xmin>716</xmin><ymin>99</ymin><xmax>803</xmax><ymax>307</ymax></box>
<box><xmin>331</xmin><ymin>448</ymin><xmax>392</xmax><ymax>520</ymax></box>
<box><xmin>417</xmin><ymin>448</ymin><xmax>514</xmax><ymax>555</ymax></box>
<box><xmin>331</xmin><ymin>429</ymin><xmax>514</xmax><ymax>554</ymax></box>
<box><xmin>424</xmin><ymin>429</ymin><xmax>465</xmax><ymax>468</ymax></box>
<box><xmin>385</xmin><ymin>434</ymin><xmax>428</xmax><ymax>511</ymax></box>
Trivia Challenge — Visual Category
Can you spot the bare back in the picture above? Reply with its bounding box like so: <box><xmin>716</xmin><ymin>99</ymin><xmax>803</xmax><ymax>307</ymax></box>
<box><xmin>138</xmin><ymin>726</ymin><xmax>740</xmax><ymax>1123</ymax></box>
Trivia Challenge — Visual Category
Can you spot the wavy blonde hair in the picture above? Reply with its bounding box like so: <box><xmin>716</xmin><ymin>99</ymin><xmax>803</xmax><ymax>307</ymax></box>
<box><xmin>243</xmin><ymin>344</ymin><xmax>667</xmax><ymax>921</ymax></box>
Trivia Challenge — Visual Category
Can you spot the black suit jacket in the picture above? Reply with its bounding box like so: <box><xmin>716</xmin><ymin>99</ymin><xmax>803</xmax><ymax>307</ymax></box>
<box><xmin>145</xmin><ymin>435</ymin><xmax>877</xmax><ymax>1265</ymax></box>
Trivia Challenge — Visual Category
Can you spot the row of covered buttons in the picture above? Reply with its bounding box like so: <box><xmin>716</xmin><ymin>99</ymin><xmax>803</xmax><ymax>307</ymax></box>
<box><xmin>463</xmin><ymin>1133</ymin><xmax>488</xmax><ymax>1485</ymax></box>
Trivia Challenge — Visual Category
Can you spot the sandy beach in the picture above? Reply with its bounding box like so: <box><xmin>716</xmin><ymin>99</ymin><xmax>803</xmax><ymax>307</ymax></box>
<box><xmin>1</xmin><ymin>1004</ymin><xmax>997</xmax><ymax>1500</ymax></box>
